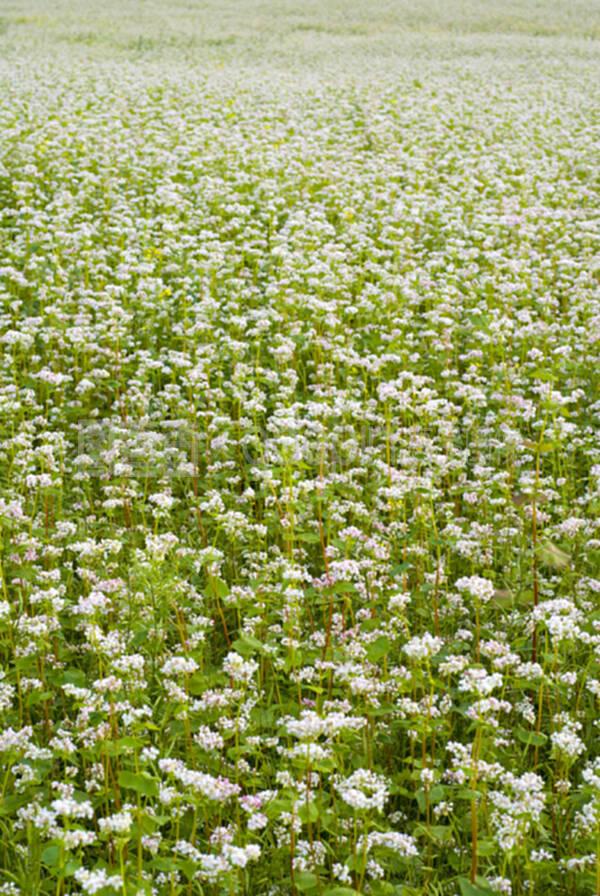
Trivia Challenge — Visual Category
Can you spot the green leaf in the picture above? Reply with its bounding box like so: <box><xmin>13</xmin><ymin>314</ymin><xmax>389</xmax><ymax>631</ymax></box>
<box><xmin>516</xmin><ymin>727</ymin><xmax>547</xmax><ymax>746</ymax></box>
<box><xmin>298</xmin><ymin>800</ymin><xmax>320</xmax><ymax>824</ymax></box>
<box><xmin>296</xmin><ymin>532</ymin><xmax>321</xmax><ymax>543</ymax></box>
<box><xmin>458</xmin><ymin>879</ymin><xmax>492</xmax><ymax>896</ymax></box>
<box><xmin>62</xmin><ymin>668</ymin><xmax>87</xmax><ymax>688</ymax></box>
<box><xmin>105</xmin><ymin>737</ymin><xmax>144</xmax><ymax>757</ymax></box>
<box><xmin>347</xmin><ymin>852</ymin><xmax>367</xmax><ymax>873</ymax></box>
<box><xmin>324</xmin><ymin>889</ymin><xmax>360</xmax><ymax>896</ymax></box>
<box><xmin>64</xmin><ymin>858</ymin><xmax>82</xmax><ymax>876</ymax></box>
<box><xmin>118</xmin><ymin>770</ymin><xmax>159</xmax><ymax>798</ymax></box>
<box><xmin>210</xmin><ymin>576</ymin><xmax>230</xmax><ymax>598</ymax></box>
<box><xmin>152</xmin><ymin>857</ymin><xmax>178</xmax><ymax>872</ymax></box>
<box><xmin>41</xmin><ymin>844</ymin><xmax>60</xmax><ymax>868</ymax></box>
<box><xmin>430</xmin><ymin>824</ymin><xmax>453</xmax><ymax>842</ymax></box>
<box><xmin>367</xmin><ymin>883</ymin><xmax>399</xmax><ymax>896</ymax></box>
<box><xmin>429</xmin><ymin>784</ymin><xmax>446</xmax><ymax>804</ymax></box>
<box><xmin>25</xmin><ymin>689</ymin><xmax>53</xmax><ymax>705</ymax></box>
<box><xmin>366</xmin><ymin>636</ymin><xmax>392</xmax><ymax>662</ymax></box>
<box><xmin>179</xmin><ymin>859</ymin><xmax>197</xmax><ymax>881</ymax></box>
<box><xmin>414</xmin><ymin>822</ymin><xmax>452</xmax><ymax>842</ymax></box>
<box><xmin>266</xmin><ymin>797</ymin><xmax>294</xmax><ymax>818</ymax></box>
<box><xmin>0</xmin><ymin>794</ymin><xmax>27</xmax><ymax>816</ymax></box>
<box><xmin>332</xmin><ymin>581</ymin><xmax>356</xmax><ymax>594</ymax></box>
<box><xmin>231</xmin><ymin>634</ymin><xmax>265</xmax><ymax>656</ymax></box>
<box><xmin>187</xmin><ymin>672</ymin><xmax>207</xmax><ymax>695</ymax></box>
<box><xmin>295</xmin><ymin>871</ymin><xmax>319</xmax><ymax>892</ymax></box>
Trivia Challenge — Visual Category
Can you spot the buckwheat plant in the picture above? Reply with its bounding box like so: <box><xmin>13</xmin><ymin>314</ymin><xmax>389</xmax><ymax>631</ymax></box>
<box><xmin>0</xmin><ymin>1</ymin><xmax>598</xmax><ymax>895</ymax></box>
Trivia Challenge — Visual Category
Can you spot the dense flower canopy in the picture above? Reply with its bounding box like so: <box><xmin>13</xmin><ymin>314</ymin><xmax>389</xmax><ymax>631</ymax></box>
<box><xmin>0</xmin><ymin>2</ymin><xmax>599</xmax><ymax>895</ymax></box>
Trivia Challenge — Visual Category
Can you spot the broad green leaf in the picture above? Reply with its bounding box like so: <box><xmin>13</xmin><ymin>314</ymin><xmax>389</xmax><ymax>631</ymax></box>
<box><xmin>42</xmin><ymin>844</ymin><xmax>61</xmax><ymax>868</ymax></box>
<box><xmin>332</xmin><ymin>581</ymin><xmax>356</xmax><ymax>594</ymax></box>
<box><xmin>152</xmin><ymin>857</ymin><xmax>178</xmax><ymax>872</ymax></box>
<box><xmin>429</xmin><ymin>784</ymin><xmax>447</xmax><ymax>804</ymax></box>
<box><xmin>295</xmin><ymin>871</ymin><xmax>319</xmax><ymax>892</ymax></box>
<box><xmin>118</xmin><ymin>770</ymin><xmax>159</xmax><ymax>798</ymax></box>
<box><xmin>297</xmin><ymin>800</ymin><xmax>320</xmax><ymax>824</ymax></box>
<box><xmin>458</xmin><ymin>879</ymin><xmax>492</xmax><ymax>896</ymax></box>
<box><xmin>62</xmin><ymin>668</ymin><xmax>87</xmax><ymax>688</ymax></box>
<box><xmin>296</xmin><ymin>532</ymin><xmax>321</xmax><ymax>543</ymax></box>
<box><xmin>324</xmin><ymin>889</ymin><xmax>361</xmax><ymax>896</ymax></box>
<box><xmin>366</xmin><ymin>636</ymin><xmax>392</xmax><ymax>662</ymax></box>
<box><xmin>211</xmin><ymin>576</ymin><xmax>230</xmax><ymax>598</ymax></box>
<box><xmin>231</xmin><ymin>634</ymin><xmax>265</xmax><ymax>656</ymax></box>
<box><xmin>430</xmin><ymin>824</ymin><xmax>453</xmax><ymax>842</ymax></box>
<box><xmin>516</xmin><ymin>727</ymin><xmax>547</xmax><ymax>746</ymax></box>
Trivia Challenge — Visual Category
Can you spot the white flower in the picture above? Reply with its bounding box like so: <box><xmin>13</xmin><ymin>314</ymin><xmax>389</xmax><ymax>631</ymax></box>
<box><xmin>51</xmin><ymin>798</ymin><xmax>94</xmax><ymax>820</ymax></box>
<box><xmin>551</xmin><ymin>721</ymin><xmax>585</xmax><ymax>760</ymax></box>
<box><xmin>458</xmin><ymin>668</ymin><xmax>503</xmax><ymax>696</ymax></box>
<box><xmin>455</xmin><ymin>576</ymin><xmax>495</xmax><ymax>603</ymax></box>
<box><xmin>489</xmin><ymin>772</ymin><xmax>545</xmax><ymax>853</ymax></box>
<box><xmin>159</xmin><ymin>759</ymin><xmax>240</xmax><ymax>802</ymax></box>
<box><xmin>359</xmin><ymin>830</ymin><xmax>418</xmax><ymax>857</ymax></box>
<box><xmin>404</xmin><ymin>633</ymin><xmax>444</xmax><ymax>661</ymax></box>
<box><xmin>74</xmin><ymin>868</ymin><xmax>123</xmax><ymax>894</ymax></box>
<box><xmin>222</xmin><ymin>651</ymin><xmax>258</xmax><ymax>684</ymax></box>
<box><xmin>161</xmin><ymin>656</ymin><xmax>198</xmax><ymax>677</ymax></box>
<box><xmin>335</xmin><ymin>769</ymin><xmax>389</xmax><ymax>812</ymax></box>
<box><xmin>98</xmin><ymin>809</ymin><xmax>133</xmax><ymax>834</ymax></box>
<box><xmin>222</xmin><ymin>843</ymin><xmax>261</xmax><ymax>868</ymax></box>
<box><xmin>247</xmin><ymin>811</ymin><xmax>268</xmax><ymax>831</ymax></box>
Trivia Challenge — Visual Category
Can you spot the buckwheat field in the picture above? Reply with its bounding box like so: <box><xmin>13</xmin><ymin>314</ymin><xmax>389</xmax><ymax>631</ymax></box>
<box><xmin>0</xmin><ymin>2</ymin><xmax>599</xmax><ymax>895</ymax></box>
